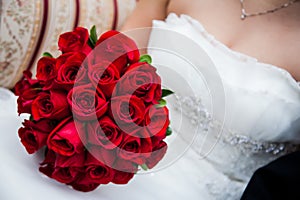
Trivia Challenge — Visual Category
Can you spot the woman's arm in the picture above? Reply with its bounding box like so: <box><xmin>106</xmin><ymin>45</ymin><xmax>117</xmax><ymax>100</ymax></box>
<box><xmin>120</xmin><ymin>0</ymin><xmax>170</xmax><ymax>52</ymax></box>
<box><xmin>121</xmin><ymin>0</ymin><xmax>170</xmax><ymax>31</ymax></box>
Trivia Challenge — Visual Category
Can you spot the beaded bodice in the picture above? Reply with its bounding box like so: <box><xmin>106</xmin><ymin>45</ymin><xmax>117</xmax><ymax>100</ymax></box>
<box><xmin>172</xmin><ymin>95</ymin><xmax>300</xmax><ymax>181</ymax></box>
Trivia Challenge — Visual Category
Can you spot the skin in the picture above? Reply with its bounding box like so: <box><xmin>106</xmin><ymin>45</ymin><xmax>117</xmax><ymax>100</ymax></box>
<box><xmin>121</xmin><ymin>0</ymin><xmax>300</xmax><ymax>81</ymax></box>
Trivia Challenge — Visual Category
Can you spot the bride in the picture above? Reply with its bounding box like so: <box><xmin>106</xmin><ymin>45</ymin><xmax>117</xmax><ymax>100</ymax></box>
<box><xmin>1</xmin><ymin>0</ymin><xmax>300</xmax><ymax>199</ymax></box>
<box><xmin>120</xmin><ymin>0</ymin><xmax>300</xmax><ymax>199</ymax></box>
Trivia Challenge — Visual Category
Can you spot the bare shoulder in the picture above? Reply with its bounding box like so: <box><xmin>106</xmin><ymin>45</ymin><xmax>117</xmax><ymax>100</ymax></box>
<box><xmin>167</xmin><ymin>0</ymin><xmax>210</xmax><ymax>16</ymax></box>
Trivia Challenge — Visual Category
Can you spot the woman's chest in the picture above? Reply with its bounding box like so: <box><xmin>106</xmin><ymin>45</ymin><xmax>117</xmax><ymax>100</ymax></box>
<box><xmin>166</xmin><ymin>0</ymin><xmax>300</xmax><ymax>80</ymax></box>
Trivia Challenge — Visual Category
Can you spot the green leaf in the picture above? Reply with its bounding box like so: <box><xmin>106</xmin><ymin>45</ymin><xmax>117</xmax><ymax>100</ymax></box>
<box><xmin>139</xmin><ymin>54</ymin><xmax>152</xmax><ymax>64</ymax></box>
<box><xmin>88</xmin><ymin>25</ymin><xmax>97</xmax><ymax>48</ymax></box>
<box><xmin>140</xmin><ymin>163</ymin><xmax>148</xmax><ymax>171</ymax></box>
<box><xmin>90</xmin><ymin>25</ymin><xmax>97</xmax><ymax>43</ymax></box>
<box><xmin>29</xmin><ymin>115</ymin><xmax>34</xmax><ymax>121</ymax></box>
<box><xmin>162</xmin><ymin>89</ymin><xmax>174</xmax><ymax>98</ymax></box>
<box><xmin>155</xmin><ymin>99</ymin><xmax>167</xmax><ymax>108</ymax></box>
<box><xmin>88</xmin><ymin>39</ymin><xmax>95</xmax><ymax>49</ymax></box>
<box><xmin>166</xmin><ymin>126</ymin><xmax>172</xmax><ymax>136</ymax></box>
<box><xmin>42</xmin><ymin>52</ymin><xmax>53</xmax><ymax>58</ymax></box>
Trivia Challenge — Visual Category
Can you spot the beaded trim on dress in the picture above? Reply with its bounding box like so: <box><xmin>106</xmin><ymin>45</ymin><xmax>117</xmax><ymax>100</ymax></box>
<box><xmin>173</xmin><ymin>95</ymin><xmax>300</xmax><ymax>157</ymax></box>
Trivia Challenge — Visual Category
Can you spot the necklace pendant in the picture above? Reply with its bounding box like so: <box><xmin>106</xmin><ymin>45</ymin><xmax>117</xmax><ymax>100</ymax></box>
<box><xmin>240</xmin><ymin>13</ymin><xmax>246</xmax><ymax>20</ymax></box>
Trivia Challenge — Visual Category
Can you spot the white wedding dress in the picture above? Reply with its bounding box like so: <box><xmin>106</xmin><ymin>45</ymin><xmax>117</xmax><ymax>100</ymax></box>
<box><xmin>1</xmin><ymin>13</ymin><xmax>300</xmax><ymax>200</ymax></box>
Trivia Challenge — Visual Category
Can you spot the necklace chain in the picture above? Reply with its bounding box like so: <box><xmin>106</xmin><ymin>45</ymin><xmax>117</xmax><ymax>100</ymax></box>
<box><xmin>240</xmin><ymin>0</ymin><xmax>300</xmax><ymax>20</ymax></box>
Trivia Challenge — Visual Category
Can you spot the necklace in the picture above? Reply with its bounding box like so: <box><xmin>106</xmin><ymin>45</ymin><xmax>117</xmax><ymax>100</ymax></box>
<box><xmin>240</xmin><ymin>0</ymin><xmax>300</xmax><ymax>20</ymax></box>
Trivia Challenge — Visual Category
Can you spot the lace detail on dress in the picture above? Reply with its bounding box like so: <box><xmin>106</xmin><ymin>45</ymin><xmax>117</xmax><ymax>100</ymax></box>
<box><xmin>173</xmin><ymin>95</ymin><xmax>213</xmax><ymax>129</ymax></box>
<box><xmin>225</xmin><ymin>134</ymin><xmax>300</xmax><ymax>156</ymax></box>
<box><xmin>174</xmin><ymin>95</ymin><xmax>300</xmax><ymax>156</ymax></box>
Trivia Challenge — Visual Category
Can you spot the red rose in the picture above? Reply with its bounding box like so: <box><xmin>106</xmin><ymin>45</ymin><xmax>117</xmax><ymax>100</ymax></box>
<box><xmin>52</xmin><ymin>52</ymin><xmax>86</xmax><ymax>90</ymax></box>
<box><xmin>88</xmin><ymin>60</ymin><xmax>120</xmax><ymax>98</ymax></box>
<box><xmin>36</xmin><ymin>57</ymin><xmax>57</xmax><ymax>83</ymax></box>
<box><xmin>68</xmin><ymin>84</ymin><xmax>108</xmax><ymax>121</ymax></box>
<box><xmin>93</xmin><ymin>30</ymin><xmax>140</xmax><ymax>73</ymax></box>
<box><xmin>15</xmin><ymin>71</ymin><xmax>42</xmax><ymax>114</ymax></box>
<box><xmin>112</xmin><ymin>157</ymin><xmax>138</xmax><ymax>174</ymax></box>
<box><xmin>68</xmin><ymin>147</ymin><xmax>115</xmax><ymax>191</ymax></box>
<box><xmin>145</xmin><ymin>140</ymin><xmax>167</xmax><ymax>169</ymax></box>
<box><xmin>117</xmin><ymin>134</ymin><xmax>152</xmax><ymax>165</ymax></box>
<box><xmin>58</xmin><ymin>27</ymin><xmax>91</xmax><ymax>55</ymax></box>
<box><xmin>87</xmin><ymin>145</ymin><xmax>116</xmax><ymax>168</ymax></box>
<box><xmin>73</xmin><ymin>65</ymin><xmax>89</xmax><ymax>86</ymax></box>
<box><xmin>112</xmin><ymin>171</ymin><xmax>134</xmax><ymax>184</ymax></box>
<box><xmin>17</xmin><ymin>89</ymin><xmax>42</xmax><ymax>115</ymax></box>
<box><xmin>39</xmin><ymin>150</ymin><xmax>56</xmax><ymax>177</ymax></box>
<box><xmin>47</xmin><ymin>120</ymin><xmax>85</xmax><ymax>156</ymax></box>
<box><xmin>31</xmin><ymin>90</ymin><xmax>70</xmax><ymax>121</ymax></box>
<box><xmin>109</xmin><ymin>95</ymin><xmax>145</xmax><ymax>132</ymax></box>
<box><xmin>52</xmin><ymin>167</ymin><xmax>82</xmax><ymax>184</ymax></box>
<box><xmin>111</xmin><ymin>158</ymin><xmax>137</xmax><ymax>183</ymax></box>
<box><xmin>39</xmin><ymin>150</ymin><xmax>85</xmax><ymax>184</ymax></box>
<box><xmin>70</xmin><ymin>182</ymin><xmax>100</xmax><ymax>192</ymax></box>
<box><xmin>18</xmin><ymin>119</ymin><xmax>56</xmax><ymax>154</ymax></box>
<box><xmin>145</xmin><ymin>106</ymin><xmax>170</xmax><ymax>138</ymax></box>
<box><xmin>76</xmin><ymin>152</ymin><xmax>114</xmax><ymax>185</ymax></box>
<box><xmin>117</xmin><ymin>62</ymin><xmax>162</xmax><ymax>103</ymax></box>
<box><xmin>86</xmin><ymin>116</ymin><xmax>123</xmax><ymax>149</ymax></box>
<box><xmin>14</xmin><ymin>71</ymin><xmax>40</xmax><ymax>96</ymax></box>
<box><xmin>52</xmin><ymin>152</ymin><xmax>85</xmax><ymax>184</ymax></box>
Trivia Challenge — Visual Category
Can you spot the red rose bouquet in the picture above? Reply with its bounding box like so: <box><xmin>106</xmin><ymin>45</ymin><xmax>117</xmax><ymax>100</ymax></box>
<box><xmin>15</xmin><ymin>26</ymin><xmax>173</xmax><ymax>192</ymax></box>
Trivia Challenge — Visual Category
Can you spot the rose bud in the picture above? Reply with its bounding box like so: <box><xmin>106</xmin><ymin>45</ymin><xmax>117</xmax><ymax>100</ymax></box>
<box><xmin>15</xmin><ymin>71</ymin><xmax>42</xmax><ymax>115</ymax></box>
<box><xmin>14</xmin><ymin>70</ymin><xmax>40</xmax><ymax>96</ymax></box>
<box><xmin>76</xmin><ymin>151</ymin><xmax>115</xmax><ymax>185</ymax></box>
<box><xmin>55</xmin><ymin>151</ymin><xmax>85</xmax><ymax>168</ymax></box>
<box><xmin>117</xmin><ymin>62</ymin><xmax>162</xmax><ymax>103</ymax></box>
<box><xmin>145</xmin><ymin>106</ymin><xmax>170</xmax><ymax>139</ymax></box>
<box><xmin>112</xmin><ymin>157</ymin><xmax>138</xmax><ymax>174</ymax></box>
<box><xmin>52</xmin><ymin>167</ymin><xmax>82</xmax><ymax>184</ymax></box>
<box><xmin>117</xmin><ymin>134</ymin><xmax>152</xmax><ymax>165</ymax></box>
<box><xmin>51</xmin><ymin>52</ymin><xmax>86</xmax><ymax>90</ymax></box>
<box><xmin>88</xmin><ymin>60</ymin><xmax>120</xmax><ymax>98</ymax></box>
<box><xmin>39</xmin><ymin>149</ymin><xmax>56</xmax><ymax>178</ymax></box>
<box><xmin>17</xmin><ymin>90</ymin><xmax>41</xmax><ymax>115</ymax></box>
<box><xmin>68</xmin><ymin>84</ymin><xmax>108</xmax><ymax>121</ymax></box>
<box><xmin>47</xmin><ymin>120</ymin><xmax>85</xmax><ymax>156</ymax></box>
<box><xmin>31</xmin><ymin>90</ymin><xmax>70</xmax><ymax>121</ymax></box>
<box><xmin>51</xmin><ymin>152</ymin><xmax>85</xmax><ymax>184</ymax></box>
<box><xmin>86</xmin><ymin>116</ymin><xmax>123</xmax><ymax>149</ymax></box>
<box><xmin>93</xmin><ymin>30</ymin><xmax>140</xmax><ymax>73</ymax></box>
<box><xmin>111</xmin><ymin>158</ymin><xmax>137</xmax><ymax>183</ymax></box>
<box><xmin>36</xmin><ymin>57</ymin><xmax>57</xmax><ymax>84</ymax></box>
<box><xmin>112</xmin><ymin>171</ymin><xmax>135</xmax><ymax>185</ymax></box>
<box><xmin>88</xmin><ymin>145</ymin><xmax>116</xmax><ymax>168</ymax></box>
<box><xmin>18</xmin><ymin>119</ymin><xmax>56</xmax><ymax>154</ymax></box>
<box><xmin>70</xmin><ymin>181</ymin><xmax>100</xmax><ymax>192</ymax></box>
<box><xmin>109</xmin><ymin>95</ymin><xmax>146</xmax><ymax>133</ymax></box>
<box><xmin>58</xmin><ymin>27</ymin><xmax>92</xmax><ymax>55</ymax></box>
<box><xmin>145</xmin><ymin>140</ymin><xmax>167</xmax><ymax>169</ymax></box>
